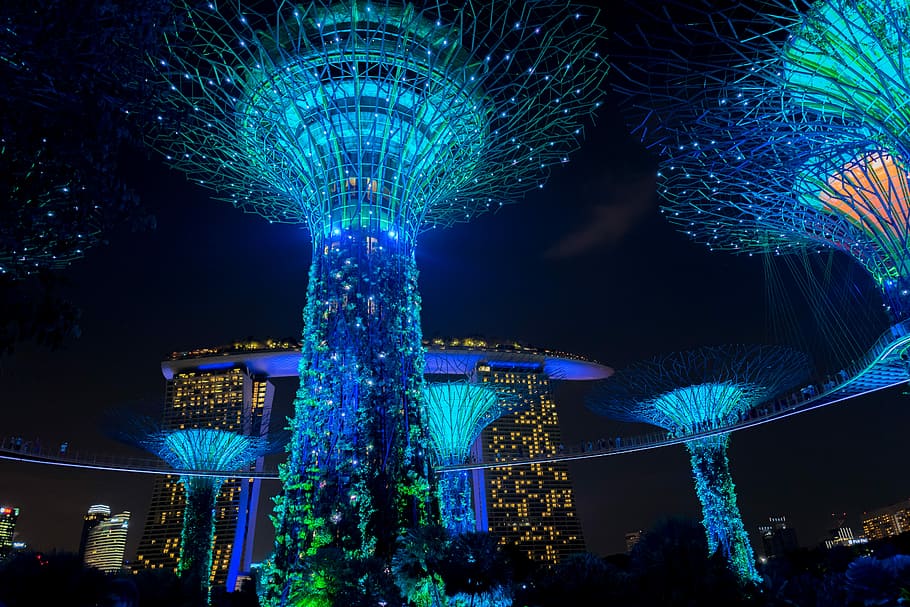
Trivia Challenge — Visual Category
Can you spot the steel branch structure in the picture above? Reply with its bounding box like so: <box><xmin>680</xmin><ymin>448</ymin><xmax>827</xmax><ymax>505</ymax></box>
<box><xmin>615</xmin><ymin>0</ymin><xmax>910</xmax><ymax>321</ymax></box>
<box><xmin>136</xmin><ymin>428</ymin><xmax>274</xmax><ymax>601</ymax></box>
<box><xmin>588</xmin><ymin>345</ymin><xmax>810</xmax><ymax>584</ymax></box>
<box><xmin>150</xmin><ymin>1</ymin><xmax>606</xmax><ymax>601</ymax></box>
<box><xmin>422</xmin><ymin>381</ymin><xmax>518</xmax><ymax>534</ymax></box>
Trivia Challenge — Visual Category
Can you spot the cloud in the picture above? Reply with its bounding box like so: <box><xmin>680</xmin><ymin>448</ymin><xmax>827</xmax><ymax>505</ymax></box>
<box><xmin>544</xmin><ymin>172</ymin><xmax>656</xmax><ymax>259</ymax></box>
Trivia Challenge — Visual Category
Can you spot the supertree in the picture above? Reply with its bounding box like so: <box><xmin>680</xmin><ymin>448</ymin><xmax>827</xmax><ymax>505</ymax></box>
<box><xmin>147</xmin><ymin>0</ymin><xmax>607</xmax><ymax>596</ymax></box>
<box><xmin>613</xmin><ymin>0</ymin><xmax>910</xmax><ymax>323</ymax></box>
<box><xmin>0</xmin><ymin>0</ymin><xmax>172</xmax><ymax>277</ymax></box>
<box><xmin>131</xmin><ymin>427</ymin><xmax>275</xmax><ymax>601</ymax></box>
<box><xmin>587</xmin><ymin>345</ymin><xmax>810</xmax><ymax>584</ymax></box>
<box><xmin>422</xmin><ymin>381</ymin><xmax>518</xmax><ymax>534</ymax></box>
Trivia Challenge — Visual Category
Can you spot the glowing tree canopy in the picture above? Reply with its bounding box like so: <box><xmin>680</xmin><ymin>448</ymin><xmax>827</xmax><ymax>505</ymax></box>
<box><xmin>614</xmin><ymin>0</ymin><xmax>910</xmax><ymax>321</ymax></box>
<box><xmin>781</xmin><ymin>0</ymin><xmax>910</xmax><ymax>154</ymax></box>
<box><xmin>138</xmin><ymin>428</ymin><xmax>274</xmax><ymax>600</ymax></box>
<box><xmin>422</xmin><ymin>381</ymin><xmax>517</xmax><ymax>534</ymax></box>
<box><xmin>149</xmin><ymin>1</ymin><xmax>607</xmax><ymax>599</ymax></box>
<box><xmin>587</xmin><ymin>345</ymin><xmax>810</xmax><ymax>584</ymax></box>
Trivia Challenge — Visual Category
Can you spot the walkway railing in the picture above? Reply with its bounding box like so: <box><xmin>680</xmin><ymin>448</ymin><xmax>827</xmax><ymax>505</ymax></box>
<box><xmin>440</xmin><ymin>319</ymin><xmax>910</xmax><ymax>471</ymax></box>
<box><xmin>0</xmin><ymin>437</ymin><xmax>280</xmax><ymax>479</ymax></box>
<box><xmin>4</xmin><ymin>320</ymin><xmax>910</xmax><ymax>477</ymax></box>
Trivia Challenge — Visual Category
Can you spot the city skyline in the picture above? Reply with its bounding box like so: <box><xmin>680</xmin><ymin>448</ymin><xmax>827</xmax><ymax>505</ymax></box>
<box><xmin>1</xmin><ymin>6</ymin><xmax>909</xmax><ymax>566</ymax></box>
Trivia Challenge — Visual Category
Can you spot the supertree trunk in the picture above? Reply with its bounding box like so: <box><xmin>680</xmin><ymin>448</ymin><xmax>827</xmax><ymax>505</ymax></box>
<box><xmin>437</xmin><ymin>469</ymin><xmax>474</xmax><ymax>535</ymax></box>
<box><xmin>180</xmin><ymin>476</ymin><xmax>222</xmax><ymax>602</ymax></box>
<box><xmin>270</xmin><ymin>229</ymin><xmax>430</xmax><ymax>600</ymax></box>
<box><xmin>687</xmin><ymin>435</ymin><xmax>760</xmax><ymax>584</ymax></box>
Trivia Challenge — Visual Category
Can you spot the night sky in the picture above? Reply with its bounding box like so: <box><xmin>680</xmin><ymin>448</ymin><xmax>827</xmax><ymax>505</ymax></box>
<box><xmin>1</xmin><ymin>1</ymin><xmax>908</xmax><ymax>567</ymax></box>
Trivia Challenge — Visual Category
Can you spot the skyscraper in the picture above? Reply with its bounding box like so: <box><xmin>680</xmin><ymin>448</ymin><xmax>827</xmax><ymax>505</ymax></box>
<box><xmin>81</xmin><ymin>505</ymin><xmax>130</xmax><ymax>573</ymax></box>
<box><xmin>79</xmin><ymin>504</ymin><xmax>111</xmax><ymax>559</ymax></box>
<box><xmin>133</xmin><ymin>339</ymin><xmax>294</xmax><ymax>590</ymax></box>
<box><xmin>424</xmin><ymin>338</ymin><xmax>612</xmax><ymax>564</ymax></box>
<box><xmin>0</xmin><ymin>506</ymin><xmax>19</xmax><ymax>558</ymax></box>
<box><xmin>757</xmin><ymin>516</ymin><xmax>799</xmax><ymax>558</ymax></box>
<box><xmin>863</xmin><ymin>499</ymin><xmax>910</xmax><ymax>540</ymax></box>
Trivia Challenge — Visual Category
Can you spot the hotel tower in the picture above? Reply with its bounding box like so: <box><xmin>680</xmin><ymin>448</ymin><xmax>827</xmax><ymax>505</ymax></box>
<box><xmin>133</xmin><ymin>339</ymin><xmax>296</xmax><ymax>589</ymax></box>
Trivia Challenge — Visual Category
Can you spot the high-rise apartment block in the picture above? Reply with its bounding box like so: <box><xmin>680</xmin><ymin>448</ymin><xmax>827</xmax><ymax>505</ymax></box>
<box><xmin>80</xmin><ymin>505</ymin><xmax>130</xmax><ymax>573</ymax></box>
<box><xmin>863</xmin><ymin>498</ymin><xmax>910</xmax><ymax>540</ymax></box>
<box><xmin>757</xmin><ymin>516</ymin><xmax>799</xmax><ymax>558</ymax></box>
<box><xmin>0</xmin><ymin>506</ymin><xmax>19</xmax><ymax>558</ymax></box>
<box><xmin>134</xmin><ymin>339</ymin><xmax>295</xmax><ymax>590</ymax></box>
<box><xmin>425</xmin><ymin>338</ymin><xmax>611</xmax><ymax>564</ymax></box>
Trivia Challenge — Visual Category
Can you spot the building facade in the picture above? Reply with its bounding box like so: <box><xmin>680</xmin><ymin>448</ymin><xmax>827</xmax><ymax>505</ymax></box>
<box><xmin>79</xmin><ymin>504</ymin><xmax>111</xmax><ymax>560</ymax></box>
<box><xmin>0</xmin><ymin>506</ymin><xmax>19</xmax><ymax>558</ymax></box>
<box><xmin>81</xmin><ymin>505</ymin><xmax>130</xmax><ymax>573</ymax></box>
<box><xmin>757</xmin><ymin>516</ymin><xmax>799</xmax><ymax>558</ymax></box>
<box><xmin>863</xmin><ymin>498</ymin><xmax>910</xmax><ymax>540</ymax></box>
<box><xmin>425</xmin><ymin>338</ymin><xmax>611</xmax><ymax>564</ymax></box>
<box><xmin>134</xmin><ymin>339</ymin><xmax>294</xmax><ymax>590</ymax></box>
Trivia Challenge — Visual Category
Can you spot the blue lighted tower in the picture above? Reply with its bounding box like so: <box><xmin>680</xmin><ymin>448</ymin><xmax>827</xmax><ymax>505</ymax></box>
<box><xmin>149</xmin><ymin>0</ymin><xmax>607</xmax><ymax>593</ymax></box>
<box><xmin>422</xmin><ymin>381</ymin><xmax>517</xmax><ymax>534</ymax></box>
<box><xmin>135</xmin><ymin>428</ymin><xmax>274</xmax><ymax>600</ymax></box>
<box><xmin>615</xmin><ymin>0</ymin><xmax>910</xmax><ymax>322</ymax></box>
<box><xmin>587</xmin><ymin>345</ymin><xmax>810</xmax><ymax>584</ymax></box>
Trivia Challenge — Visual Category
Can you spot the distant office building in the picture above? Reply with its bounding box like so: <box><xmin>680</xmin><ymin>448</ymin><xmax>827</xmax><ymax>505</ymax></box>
<box><xmin>625</xmin><ymin>530</ymin><xmax>644</xmax><ymax>553</ymax></box>
<box><xmin>79</xmin><ymin>504</ymin><xmax>110</xmax><ymax>559</ymax></box>
<box><xmin>82</xmin><ymin>506</ymin><xmax>130</xmax><ymax>572</ymax></box>
<box><xmin>825</xmin><ymin>525</ymin><xmax>868</xmax><ymax>549</ymax></box>
<box><xmin>0</xmin><ymin>506</ymin><xmax>19</xmax><ymax>558</ymax></box>
<box><xmin>826</xmin><ymin>512</ymin><xmax>868</xmax><ymax>549</ymax></box>
<box><xmin>425</xmin><ymin>338</ymin><xmax>612</xmax><ymax>564</ymax></box>
<box><xmin>863</xmin><ymin>498</ymin><xmax>910</xmax><ymax>540</ymax></box>
<box><xmin>758</xmin><ymin>516</ymin><xmax>799</xmax><ymax>558</ymax></box>
<box><xmin>134</xmin><ymin>339</ymin><xmax>293</xmax><ymax>590</ymax></box>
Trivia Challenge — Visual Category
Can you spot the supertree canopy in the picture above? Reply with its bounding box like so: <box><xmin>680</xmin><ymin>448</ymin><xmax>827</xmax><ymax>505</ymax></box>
<box><xmin>0</xmin><ymin>0</ymin><xmax>171</xmax><ymax>277</ymax></box>
<box><xmin>587</xmin><ymin>345</ymin><xmax>810</xmax><ymax>584</ymax></box>
<box><xmin>138</xmin><ymin>428</ymin><xmax>274</xmax><ymax>600</ymax></box>
<box><xmin>422</xmin><ymin>381</ymin><xmax>517</xmax><ymax>534</ymax></box>
<box><xmin>613</xmin><ymin>0</ymin><xmax>910</xmax><ymax>322</ymax></box>
<box><xmin>781</xmin><ymin>0</ymin><xmax>910</xmax><ymax>154</ymax></box>
<box><xmin>149</xmin><ymin>0</ymin><xmax>607</xmax><ymax>599</ymax></box>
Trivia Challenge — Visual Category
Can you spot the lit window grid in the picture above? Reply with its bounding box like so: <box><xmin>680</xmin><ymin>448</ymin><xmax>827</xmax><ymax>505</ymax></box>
<box><xmin>135</xmin><ymin>370</ymin><xmax>268</xmax><ymax>586</ymax></box>
<box><xmin>479</xmin><ymin>367</ymin><xmax>585</xmax><ymax>563</ymax></box>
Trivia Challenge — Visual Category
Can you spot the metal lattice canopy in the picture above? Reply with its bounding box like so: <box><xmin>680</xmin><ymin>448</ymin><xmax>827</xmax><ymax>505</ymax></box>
<box><xmin>612</xmin><ymin>0</ymin><xmax>910</xmax><ymax>302</ymax></box>
<box><xmin>153</xmin><ymin>0</ymin><xmax>607</xmax><ymax>240</ymax></box>
<box><xmin>141</xmin><ymin>428</ymin><xmax>274</xmax><ymax>472</ymax></box>
<box><xmin>587</xmin><ymin>345</ymin><xmax>810</xmax><ymax>434</ymax></box>
<box><xmin>422</xmin><ymin>380</ymin><xmax>519</xmax><ymax>466</ymax></box>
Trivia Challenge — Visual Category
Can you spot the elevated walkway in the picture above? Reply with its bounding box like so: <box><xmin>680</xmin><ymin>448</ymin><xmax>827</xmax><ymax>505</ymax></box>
<box><xmin>441</xmin><ymin>319</ymin><xmax>910</xmax><ymax>471</ymax></box>
<box><xmin>4</xmin><ymin>320</ymin><xmax>909</xmax><ymax>476</ymax></box>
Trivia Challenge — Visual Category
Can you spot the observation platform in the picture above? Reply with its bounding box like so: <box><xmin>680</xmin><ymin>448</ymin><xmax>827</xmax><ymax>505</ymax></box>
<box><xmin>4</xmin><ymin>324</ymin><xmax>909</xmax><ymax>476</ymax></box>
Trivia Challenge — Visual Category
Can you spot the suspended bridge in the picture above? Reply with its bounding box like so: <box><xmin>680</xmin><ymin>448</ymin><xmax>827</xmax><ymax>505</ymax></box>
<box><xmin>3</xmin><ymin>320</ymin><xmax>909</xmax><ymax>477</ymax></box>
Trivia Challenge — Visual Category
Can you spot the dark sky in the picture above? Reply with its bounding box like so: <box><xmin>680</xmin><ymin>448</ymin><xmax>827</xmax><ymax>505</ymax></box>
<box><xmin>1</xmin><ymin>2</ymin><xmax>908</xmax><ymax>565</ymax></box>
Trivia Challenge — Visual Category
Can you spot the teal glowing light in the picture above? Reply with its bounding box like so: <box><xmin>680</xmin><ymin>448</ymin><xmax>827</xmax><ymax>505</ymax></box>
<box><xmin>422</xmin><ymin>382</ymin><xmax>514</xmax><ymax>533</ymax></box>
<box><xmin>424</xmin><ymin>383</ymin><xmax>504</xmax><ymax>465</ymax></box>
<box><xmin>140</xmin><ymin>429</ymin><xmax>273</xmax><ymax>601</ymax></box>
<box><xmin>155</xmin><ymin>1</ymin><xmax>607</xmax><ymax>239</ymax></box>
<box><xmin>689</xmin><ymin>434</ymin><xmax>759</xmax><ymax>585</ymax></box>
<box><xmin>588</xmin><ymin>345</ymin><xmax>810</xmax><ymax>584</ymax></box>
<box><xmin>783</xmin><ymin>0</ymin><xmax>910</xmax><ymax>149</ymax></box>
<box><xmin>151</xmin><ymin>3</ymin><xmax>606</xmax><ymax>600</ymax></box>
<box><xmin>615</xmin><ymin>0</ymin><xmax>910</xmax><ymax>321</ymax></box>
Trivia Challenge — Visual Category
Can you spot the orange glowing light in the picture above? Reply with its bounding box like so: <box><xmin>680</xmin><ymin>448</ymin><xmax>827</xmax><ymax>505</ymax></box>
<box><xmin>819</xmin><ymin>151</ymin><xmax>910</xmax><ymax>246</ymax></box>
